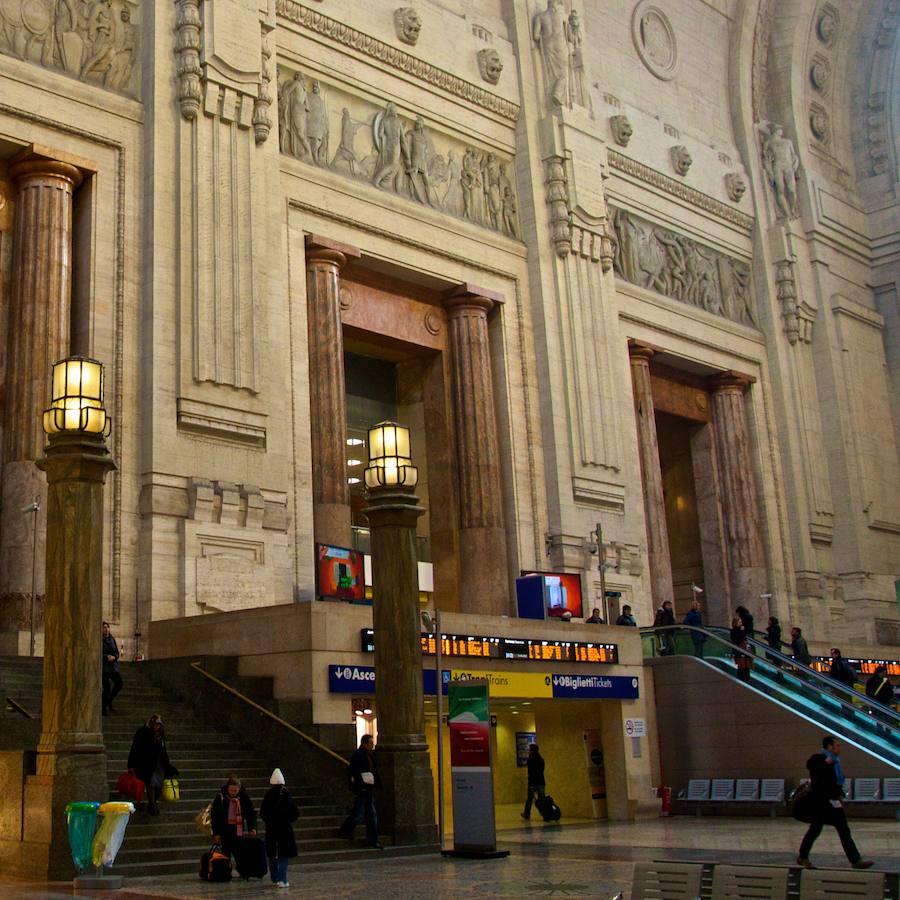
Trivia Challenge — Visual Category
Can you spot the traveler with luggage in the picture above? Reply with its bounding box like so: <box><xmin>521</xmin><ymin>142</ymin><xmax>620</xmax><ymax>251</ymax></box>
<box><xmin>260</xmin><ymin>767</ymin><xmax>299</xmax><ymax>888</ymax></box>
<box><xmin>210</xmin><ymin>775</ymin><xmax>265</xmax><ymax>878</ymax></box>
<box><xmin>127</xmin><ymin>714</ymin><xmax>176</xmax><ymax>816</ymax></box>
<box><xmin>522</xmin><ymin>743</ymin><xmax>545</xmax><ymax>820</ymax></box>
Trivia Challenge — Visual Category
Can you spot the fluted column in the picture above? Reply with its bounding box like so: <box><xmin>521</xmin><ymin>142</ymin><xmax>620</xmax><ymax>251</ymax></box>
<box><xmin>709</xmin><ymin>371</ymin><xmax>768</xmax><ymax>616</ymax></box>
<box><xmin>305</xmin><ymin>235</ymin><xmax>360</xmax><ymax>549</ymax></box>
<box><xmin>444</xmin><ymin>284</ymin><xmax>509</xmax><ymax>616</ymax></box>
<box><xmin>628</xmin><ymin>340</ymin><xmax>674</xmax><ymax>609</ymax></box>
<box><xmin>0</xmin><ymin>151</ymin><xmax>84</xmax><ymax>645</ymax></box>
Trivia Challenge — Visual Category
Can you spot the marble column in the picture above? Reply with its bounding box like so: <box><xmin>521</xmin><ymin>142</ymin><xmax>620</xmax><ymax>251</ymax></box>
<box><xmin>628</xmin><ymin>341</ymin><xmax>674</xmax><ymax>609</ymax></box>
<box><xmin>366</xmin><ymin>486</ymin><xmax>438</xmax><ymax>846</ymax></box>
<box><xmin>28</xmin><ymin>430</ymin><xmax>115</xmax><ymax>877</ymax></box>
<box><xmin>443</xmin><ymin>284</ymin><xmax>509</xmax><ymax>617</ymax></box>
<box><xmin>305</xmin><ymin>235</ymin><xmax>360</xmax><ymax>549</ymax></box>
<box><xmin>709</xmin><ymin>371</ymin><xmax>768</xmax><ymax>617</ymax></box>
<box><xmin>0</xmin><ymin>150</ymin><xmax>84</xmax><ymax>648</ymax></box>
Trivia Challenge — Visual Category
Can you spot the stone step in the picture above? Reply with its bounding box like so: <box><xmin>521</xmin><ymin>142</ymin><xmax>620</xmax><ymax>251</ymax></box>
<box><xmin>125</xmin><ymin>812</ymin><xmax>344</xmax><ymax>831</ymax></box>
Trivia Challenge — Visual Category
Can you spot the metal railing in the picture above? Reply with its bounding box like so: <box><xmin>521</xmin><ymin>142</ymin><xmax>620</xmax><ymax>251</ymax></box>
<box><xmin>189</xmin><ymin>662</ymin><xmax>349</xmax><ymax>767</ymax></box>
<box><xmin>4</xmin><ymin>696</ymin><xmax>33</xmax><ymax>718</ymax></box>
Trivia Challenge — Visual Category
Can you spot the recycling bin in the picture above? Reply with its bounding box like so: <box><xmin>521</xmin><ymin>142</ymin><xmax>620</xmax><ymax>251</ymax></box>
<box><xmin>65</xmin><ymin>801</ymin><xmax>100</xmax><ymax>873</ymax></box>
<box><xmin>91</xmin><ymin>801</ymin><xmax>135</xmax><ymax>868</ymax></box>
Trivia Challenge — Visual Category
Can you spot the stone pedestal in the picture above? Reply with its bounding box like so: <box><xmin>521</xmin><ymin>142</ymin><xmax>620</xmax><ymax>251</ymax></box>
<box><xmin>0</xmin><ymin>151</ymin><xmax>83</xmax><ymax>641</ymax></box>
<box><xmin>305</xmin><ymin>235</ymin><xmax>360</xmax><ymax>549</ymax></box>
<box><xmin>709</xmin><ymin>371</ymin><xmax>768</xmax><ymax>617</ymax></box>
<box><xmin>31</xmin><ymin>431</ymin><xmax>115</xmax><ymax>878</ymax></box>
<box><xmin>628</xmin><ymin>342</ymin><xmax>674</xmax><ymax>608</ymax></box>
<box><xmin>365</xmin><ymin>487</ymin><xmax>437</xmax><ymax>846</ymax></box>
<box><xmin>443</xmin><ymin>285</ymin><xmax>509</xmax><ymax>617</ymax></box>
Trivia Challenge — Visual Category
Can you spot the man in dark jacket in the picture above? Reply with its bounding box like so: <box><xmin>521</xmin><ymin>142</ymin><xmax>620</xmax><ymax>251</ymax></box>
<box><xmin>790</xmin><ymin>626</ymin><xmax>811</xmax><ymax>665</ymax></box>
<box><xmin>829</xmin><ymin>648</ymin><xmax>857</xmax><ymax>689</ymax></box>
<box><xmin>797</xmin><ymin>736</ymin><xmax>873</xmax><ymax>869</ymax></box>
<box><xmin>521</xmin><ymin>743</ymin><xmax>546</xmax><ymax>820</ymax></box>
<box><xmin>654</xmin><ymin>601</ymin><xmax>676</xmax><ymax>655</ymax></box>
<box><xmin>338</xmin><ymin>734</ymin><xmax>382</xmax><ymax>848</ymax></box>
<box><xmin>102</xmin><ymin>621</ymin><xmax>122</xmax><ymax>715</ymax></box>
<box><xmin>615</xmin><ymin>605</ymin><xmax>637</xmax><ymax>627</ymax></box>
<box><xmin>683</xmin><ymin>600</ymin><xmax>706</xmax><ymax>658</ymax></box>
<box><xmin>211</xmin><ymin>775</ymin><xmax>258</xmax><ymax>858</ymax></box>
<box><xmin>865</xmin><ymin>665</ymin><xmax>895</xmax><ymax>706</ymax></box>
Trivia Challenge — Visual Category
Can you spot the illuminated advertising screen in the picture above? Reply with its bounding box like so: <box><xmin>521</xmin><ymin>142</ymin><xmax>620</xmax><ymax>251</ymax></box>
<box><xmin>520</xmin><ymin>570</ymin><xmax>584</xmax><ymax>620</ymax></box>
<box><xmin>316</xmin><ymin>543</ymin><xmax>365</xmax><ymax>601</ymax></box>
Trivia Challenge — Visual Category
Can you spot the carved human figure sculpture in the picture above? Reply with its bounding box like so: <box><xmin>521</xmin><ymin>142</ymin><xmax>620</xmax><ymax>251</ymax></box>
<box><xmin>610</xmin><ymin>114</ymin><xmax>633</xmax><ymax>147</ymax></box>
<box><xmin>670</xmin><ymin>145</ymin><xmax>692</xmax><ymax>176</ymax></box>
<box><xmin>566</xmin><ymin>9</ymin><xmax>589</xmax><ymax>107</ymax></box>
<box><xmin>281</xmin><ymin>72</ymin><xmax>312</xmax><ymax>161</ymax></box>
<box><xmin>331</xmin><ymin>108</ymin><xmax>364</xmax><ymax>176</ymax></box>
<box><xmin>760</xmin><ymin>123</ymin><xmax>800</xmax><ymax>219</ymax></box>
<box><xmin>477</xmin><ymin>48</ymin><xmax>503</xmax><ymax>84</ymax></box>
<box><xmin>307</xmin><ymin>79</ymin><xmax>329</xmax><ymax>165</ymax></box>
<box><xmin>394</xmin><ymin>6</ymin><xmax>422</xmax><ymax>45</ymax></box>
<box><xmin>532</xmin><ymin>0</ymin><xmax>570</xmax><ymax>107</ymax></box>
<box><xmin>372</xmin><ymin>102</ymin><xmax>405</xmax><ymax>192</ymax></box>
<box><xmin>403</xmin><ymin>115</ymin><xmax>438</xmax><ymax>207</ymax></box>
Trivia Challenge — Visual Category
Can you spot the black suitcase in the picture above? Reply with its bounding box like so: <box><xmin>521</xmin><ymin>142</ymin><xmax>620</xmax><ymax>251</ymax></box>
<box><xmin>200</xmin><ymin>848</ymin><xmax>232</xmax><ymax>882</ymax></box>
<box><xmin>536</xmin><ymin>793</ymin><xmax>562</xmax><ymax>822</ymax></box>
<box><xmin>233</xmin><ymin>835</ymin><xmax>268</xmax><ymax>879</ymax></box>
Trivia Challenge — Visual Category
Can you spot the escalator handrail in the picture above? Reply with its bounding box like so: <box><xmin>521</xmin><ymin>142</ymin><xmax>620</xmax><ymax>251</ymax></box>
<box><xmin>641</xmin><ymin>624</ymin><xmax>899</xmax><ymax>732</ymax></box>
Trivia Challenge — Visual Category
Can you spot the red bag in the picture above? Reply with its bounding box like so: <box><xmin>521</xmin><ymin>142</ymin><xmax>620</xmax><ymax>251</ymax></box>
<box><xmin>117</xmin><ymin>769</ymin><xmax>145</xmax><ymax>802</ymax></box>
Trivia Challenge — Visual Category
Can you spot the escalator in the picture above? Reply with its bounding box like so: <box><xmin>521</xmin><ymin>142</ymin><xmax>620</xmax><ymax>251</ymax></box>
<box><xmin>641</xmin><ymin>625</ymin><xmax>900</xmax><ymax>770</ymax></box>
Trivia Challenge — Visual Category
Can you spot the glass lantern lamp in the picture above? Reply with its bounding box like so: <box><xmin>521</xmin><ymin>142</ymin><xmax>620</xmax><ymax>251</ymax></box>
<box><xmin>364</xmin><ymin>421</ymin><xmax>418</xmax><ymax>489</ymax></box>
<box><xmin>42</xmin><ymin>357</ymin><xmax>111</xmax><ymax>437</ymax></box>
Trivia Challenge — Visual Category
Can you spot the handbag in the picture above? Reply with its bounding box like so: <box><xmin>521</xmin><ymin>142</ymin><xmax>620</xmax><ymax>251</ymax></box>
<box><xmin>116</xmin><ymin>769</ymin><xmax>145</xmax><ymax>803</ymax></box>
<box><xmin>790</xmin><ymin>780</ymin><xmax>814</xmax><ymax>823</ymax></box>
<box><xmin>162</xmin><ymin>777</ymin><xmax>180</xmax><ymax>801</ymax></box>
<box><xmin>195</xmin><ymin>802</ymin><xmax>213</xmax><ymax>834</ymax></box>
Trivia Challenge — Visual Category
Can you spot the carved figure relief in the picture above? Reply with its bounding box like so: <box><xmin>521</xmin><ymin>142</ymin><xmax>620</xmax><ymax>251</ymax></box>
<box><xmin>610</xmin><ymin>206</ymin><xmax>756</xmax><ymax>327</ymax></box>
<box><xmin>725</xmin><ymin>173</ymin><xmax>747</xmax><ymax>203</ymax></box>
<box><xmin>477</xmin><ymin>48</ymin><xmax>503</xmax><ymax>84</ymax></box>
<box><xmin>670</xmin><ymin>145</ymin><xmax>692</xmax><ymax>176</ymax></box>
<box><xmin>0</xmin><ymin>0</ymin><xmax>138</xmax><ymax>92</ymax></box>
<box><xmin>566</xmin><ymin>8</ymin><xmax>589</xmax><ymax>108</ymax></box>
<box><xmin>277</xmin><ymin>74</ymin><xmax>519</xmax><ymax>240</ymax></box>
<box><xmin>394</xmin><ymin>6</ymin><xmax>421</xmax><ymax>46</ymax></box>
<box><xmin>632</xmin><ymin>1</ymin><xmax>678</xmax><ymax>81</ymax></box>
<box><xmin>532</xmin><ymin>0</ymin><xmax>570</xmax><ymax>107</ymax></box>
<box><xmin>610</xmin><ymin>115</ymin><xmax>633</xmax><ymax>147</ymax></box>
<box><xmin>759</xmin><ymin>122</ymin><xmax>800</xmax><ymax>220</ymax></box>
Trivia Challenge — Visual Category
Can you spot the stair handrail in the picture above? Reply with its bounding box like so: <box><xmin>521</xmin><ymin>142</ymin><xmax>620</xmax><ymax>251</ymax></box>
<box><xmin>4</xmin><ymin>696</ymin><xmax>33</xmax><ymax>719</ymax></box>
<box><xmin>641</xmin><ymin>625</ymin><xmax>900</xmax><ymax>733</ymax></box>
<box><xmin>189</xmin><ymin>662</ymin><xmax>349</xmax><ymax>767</ymax></box>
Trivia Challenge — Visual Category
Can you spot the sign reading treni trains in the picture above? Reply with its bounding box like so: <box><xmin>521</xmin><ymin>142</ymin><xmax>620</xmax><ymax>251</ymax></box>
<box><xmin>360</xmin><ymin>628</ymin><xmax>619</xmax><ymax>664</ymax></box>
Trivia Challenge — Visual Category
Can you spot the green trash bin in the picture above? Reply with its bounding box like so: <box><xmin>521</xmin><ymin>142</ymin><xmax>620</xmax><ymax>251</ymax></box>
<box><xmin>65</xmin><ymin>801</ymin><xmax>100</xmax><ymax>873</ymax></box>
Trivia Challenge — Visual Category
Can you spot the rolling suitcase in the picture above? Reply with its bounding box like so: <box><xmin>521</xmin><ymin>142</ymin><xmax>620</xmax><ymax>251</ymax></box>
<box><xmin>536</xmin><ymin>793</ymin><xmax>561</xmax><ymax>822</ymax></box>
<box><xmin>233</xmin><ymin>835</ymin><xmax>268</xmax><ymax>879</ymax></box>
<box><xmin>200</xmin><ymin>846</ymin><xmax>232</xmax><ymax>882</ymax></box>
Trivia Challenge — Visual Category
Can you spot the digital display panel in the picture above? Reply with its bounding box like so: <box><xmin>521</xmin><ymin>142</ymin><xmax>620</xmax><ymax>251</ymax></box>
<box><xmin>316</xmin><ymin>544</ymin><xmax>365</xmax><ymax>601</ymax></box>
<box><xmin>811</xmin><ymin>657</ymin><xmax>900</xmax><ymax>677</ymax></box>
<box><xmin>520</xmin><ymin>570</ymin><xmax>584</xmax><ymax>619</ymax></box>
<box><xmin>360</xmin><ymin>629</ymin><xmax>618</xmax><ymax>664</ymax></box>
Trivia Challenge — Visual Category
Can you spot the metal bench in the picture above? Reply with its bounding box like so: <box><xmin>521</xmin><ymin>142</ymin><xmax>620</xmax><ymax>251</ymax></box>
<box><xmin>735</xmin><ymin>779</ymin><xmax>760</xmax><ymax>801</ymax></box>
<box><xmin>882</xmin><ymin>777</ymin><xmax>900</xmax><ymax>803</ymax></box>
<box><xmin>760</xmin><ymin>779</ymin><xmax>785</xmax><ymax>802</ymax></box>
<box><xmin>686</xmin><ymin>779</ymin><xmax>710</xmax><ymax>801</ymax></box>
<box><xmin>798</xmin><ymin>869</ymin><xmax>884</xmax><ymax>899</ymax></box>
<box><xmin>632</xmin><ymin>861</ymin><xmax>704</xmax><ymax>899</ymax></box>
<box><xmin>852</xmin><ymin>778</ymin><xmax>881</xmax><ymax>802</ymax></box>
<box><xmin>710</xmin><ymin>864</ymin><xmax>788</xmax><ymax>899</ymax></box>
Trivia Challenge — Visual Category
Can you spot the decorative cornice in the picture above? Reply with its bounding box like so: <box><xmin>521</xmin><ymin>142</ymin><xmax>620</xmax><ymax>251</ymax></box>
<box><xmin>274</xmin><ymin>0</ymin><xmax>519</xmax><ymax>123</ymax></box>
<box><xmin>608</xmin><ymin>149</ymin><xmax>754</xmax><ymax>232</ymax></box>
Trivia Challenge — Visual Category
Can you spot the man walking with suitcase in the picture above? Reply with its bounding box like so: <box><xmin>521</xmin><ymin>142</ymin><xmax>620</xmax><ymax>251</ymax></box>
<box><xmin>521</xmin><ymin>743</ymin><xmax>546</xmax><ymax>820</ymax></box>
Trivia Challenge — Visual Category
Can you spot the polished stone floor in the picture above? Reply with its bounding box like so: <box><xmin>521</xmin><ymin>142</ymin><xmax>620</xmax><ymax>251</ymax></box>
<box><xmin>2</xmin><ymin>815</ymin><xmax>898</xmax><ymax>899</ymax></box>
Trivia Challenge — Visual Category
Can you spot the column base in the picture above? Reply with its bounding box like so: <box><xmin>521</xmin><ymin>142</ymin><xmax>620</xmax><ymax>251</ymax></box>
<box><xmin>459</xmin><ymin>527</ymin><xmax>510</xmax><ymax>616</ymax></box>
<box><xmin>376</xmin><ymin>742</ymin><xmax>437</xmax><ymax>846</ymax></box>
<box><xmin>24</xmin><ymin>748</ymin><xmax>107</xmax><ymax>879</ymax></box>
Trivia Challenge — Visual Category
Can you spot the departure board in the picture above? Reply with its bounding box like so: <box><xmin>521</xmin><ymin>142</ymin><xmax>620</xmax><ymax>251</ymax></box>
<box><xmin>811</xmin><ymin>656</ymin><xmax>900</xmax><ymax>677</ymax></box>
<box><xmin>361</xmin><ymin>629</ymin><xmax>618</xmax><ymax>664</ymax></box>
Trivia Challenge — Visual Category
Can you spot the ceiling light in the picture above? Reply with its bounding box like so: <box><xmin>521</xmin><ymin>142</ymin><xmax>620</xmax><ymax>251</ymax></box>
<box><xmin>347</xmin><ymin>477</ymin><xmax>361</xmax><ymax>485</ymax></box>
<box><xmin>346</xmin><ymin>458</ymin><xmax>363</xmax><ymax>467</ymax></box>
<box><xmin>347</xmin><ymin>437</ymin><xmax>365</xmax><ymax>446</ymax></box>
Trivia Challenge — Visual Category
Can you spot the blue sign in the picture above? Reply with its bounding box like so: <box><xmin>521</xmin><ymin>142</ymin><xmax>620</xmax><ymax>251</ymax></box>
<box><xmin>328</xmin><ymin>665</ymin><xmax>448</xmax><ymax>695</ymax></box>
<box><xmin>550</xmin><ymin>673</ymin><xmax>639</xmax><ymax>699</ymax></box>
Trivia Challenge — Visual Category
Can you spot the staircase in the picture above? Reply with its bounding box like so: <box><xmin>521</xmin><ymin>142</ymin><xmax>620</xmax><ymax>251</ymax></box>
<box><xmin>1</xmin><ymin>657</ymin><xmax>421</xmax><ymax>878</ymax></box>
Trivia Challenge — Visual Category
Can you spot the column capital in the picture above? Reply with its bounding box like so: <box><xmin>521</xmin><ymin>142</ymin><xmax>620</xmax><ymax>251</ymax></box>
<box><xmin>9</xmin><ymin>143</ymin><xmax>97</xmax><ymax>189</ymax></box>
<box><xmin>627</xmin><ymin>339</ymin><xmax>661</xmax><ymax>364</ymax></box>
<box><xmin>443</xmin><ymin>282</ymin><xmax>504</xmax><ymax>315</ymax></box>
<box><xmin>305</xmin><ymin>234</ymin><xmax>361</xmax><ymax>269</ymax></box>
<box><xmin>709</xmin><ymin>369</ymin><xmax>756</xmax><ymax>393</ymax></box>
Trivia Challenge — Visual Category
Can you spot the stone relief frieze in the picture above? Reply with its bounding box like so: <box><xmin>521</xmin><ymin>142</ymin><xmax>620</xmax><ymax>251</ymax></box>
<box><xmin>759</xmin><ymin>122</ymin><xmax>800</xmax><ymax>220</ymax></box>
<box><xmin>532</xmin><ymin>0</ymin><xmax>590</xmax><ymax>111</ymax></box>
<box><xmin>0</xmin><ymin>0</ymin><xmax>138</xmax><ymax>94</ymax></box>
<box><xmin>275</xmin><ymin>0</ymin><xmax>519</xmax><ymax>123</ymax></box>
<box><xmin>277</xmin><ymin>69</ymin><xmax>519</xmax><ymax>240</ymax></box>
<box><xmin>610</xmin><ymin>206</ymin><xmax>756</xmax><ymax>328</ymax></box>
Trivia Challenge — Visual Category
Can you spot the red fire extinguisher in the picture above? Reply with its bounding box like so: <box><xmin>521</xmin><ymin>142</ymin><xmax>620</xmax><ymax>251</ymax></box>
<box><xmin>660</xmin><ymin>786</ymin><xmax>672</xmax><ymax>816</ymax></box>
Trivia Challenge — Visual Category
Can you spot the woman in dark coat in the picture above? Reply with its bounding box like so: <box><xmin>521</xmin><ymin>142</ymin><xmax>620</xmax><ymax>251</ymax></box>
<box><xmin>730</xmin><ymin>617</ymin><xmax>751</xmax><ymax>683</ymax></box>
<box><xmin>736</xmin><ymin>606</ymin><xmax>755</xmax><ymax>640</ymax></box>
<box><xmin>127</xmin><ymin>713</ymin><xmax>172</xmax><ymax>815</ymax></box>
<box><xmin>260</xmin><ymin>768</ymin><xmax>299</xmax><ymax>887</ymax></box>
<box><xmin>211</xmin><ymin>775</ymin><xmax>258</xmax><ymax>858</ymax></box>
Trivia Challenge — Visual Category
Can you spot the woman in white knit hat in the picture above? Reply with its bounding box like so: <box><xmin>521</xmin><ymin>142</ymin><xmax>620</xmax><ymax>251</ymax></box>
<box><xmin>260</xmin><ymin>768</ymin><xmax>299</xmax><ymax>888</ymax></box>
